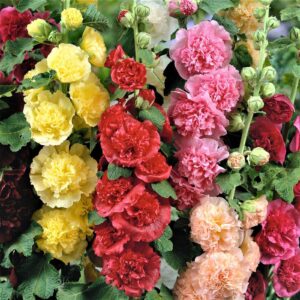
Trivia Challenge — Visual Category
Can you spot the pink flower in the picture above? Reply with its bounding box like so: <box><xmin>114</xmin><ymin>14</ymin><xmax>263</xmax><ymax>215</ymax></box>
<box><xmin>290</xmin><ymin>116</ymin><xmax>300</xmax><ymax>153</ymax></box>
<box><xmin>179</xmin><ymin>0</ymin><xmax>198</xmax><ymax>16</ymax></box>
<box><xmin>175</xmin><ymin>137</ymin><xmax>229</xmax><ymax>194</ymax></box>
<box><xmin>273</xmin><ymin>249</ymin><xmax>300</xmax><ymax>297</ymax></box>
<box><xmin>168</xmin><ymin>89</ymin><xmax>228</xmax><ymax>138</ymax></box>
<box><xmin>170</xmin><ymin>20</ymin><xmax>232</xmax><ymax>79</ymax></box>
<box><xmin>185</xmin><ymin>65</ymin><xmax>244</xmax><ymax>113</ymax></box>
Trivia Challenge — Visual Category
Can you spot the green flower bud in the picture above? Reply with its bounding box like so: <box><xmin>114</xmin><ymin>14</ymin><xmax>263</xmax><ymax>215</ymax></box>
<box><xmin>267</xmin><ymin>17</ymin><xmax>280</xmax><ymax>30</ymax></box>
<box><xmin>241</xmin><ymin>67</ymin><xmax>256</xmax><ymax>81</ymax></box>
<box><xmin>135</xmin><ymin>96</ymin><xmax>144</xmax><ymax>109</ymax></box>
<box><xmin>247</xmin><ymin>96</ymin><xmax>264</xmax><ymax>112</ymax></box>
<box><xmin>241</xmin><ymin>200</ymin><xmax>257</xmax><ymax>213</ymax></box>
<box><xmin>27</xmin><ymin>19</ymin><xmax>52</xmax><ymax>43</ymax></box>
<box><xmin>261</xmin><ymin>66</ymin><xmax>277</xmax><ymax>82</ymax></box>
<box><xmin>254</xmin><ymin>7</ymin><xmax>266</xmax><ymax>20</ymax></box>
<box><xmin>118</xmin><ymin>10</ymin><xmax>134</xmax><ymax>28</ymax></box>
<box><xmin>290</xmin><ymin>27</ymin><xmax>300</xmax><ymax>42</ymax></box>
<box><xmin>48</xmin><ymin>30</ymin><xmax>63</xmax><ymax>43</ymax></box>
<box><xmin>260</xmin><ymin>0</ymin><xmax>272</xmax><ymax>5</ymax></box>
<box><xmin>135</xmin><ymin>4</ymin><xmax>150</xmax><ymax>18</ymax></box>
<box><xmin>261</xmin><ymin>82</ymin><xmax>276</xmax><ymax>97</ymax></box>
<box><xmin>228</xmin><ymin>112</ymin><xmax>246</xmax><ymax>132</ymax></box>
<box><xmin>248</xmin><ymin>147</ymin><xmax>270</xmax><ymax>166</ymax></box>
<box><xmin>254</xmin><ymin>30</ymin><xmax>266</xmax><ymax>43</ymax></box>
<box><xmin>137</xmin><ymin>32</ymin><xmax>151</xmax><ymax>49</ymax></box>
<box><xmin>227</xmin><ymin>152</ymin><xmax>246</xmax><ymax>171</ymax></box>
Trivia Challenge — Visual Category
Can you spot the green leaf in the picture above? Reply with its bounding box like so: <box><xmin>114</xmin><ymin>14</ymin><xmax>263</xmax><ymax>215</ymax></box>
<box><xmin>20</xmin><ymin>70</ymin><xmax>56</xmax><ymax>90</ymax></box>
<box><xmin>0</xmin><ymin>85</ymin><xmax>17</xmax><ymax>97</ymax></box>
<box><xmin>83</xmin><ymin>5</ymin><xmax>111</xmax><ymax>32</ymax></box>
<box><xmin>1</xmin><ymin>222</ymin><xmax>42</xmax><ymax>268</ymax></box>
<box><xmin>154</xmin><ymin>226</ymin><xmax>173</xmax><ymax>254</ymax></box>
<box><xmin>216</xmin><ymin>172</ymin><xmax>242</xmax><ymax>194</ymax></box>
<box><xmin>110</xmin><ymin>88</ymin><xmax>126</xmax><ymax>101</ymax></box>
<box><xmin>159</xmin><ymin>285</ymin><xmax>173</xmax><ymax>300</ymax></box>
<box><xmin>16</xmin><ymin>0</ymin><xmax>47</xmax><ymax>12</ymax></box>
<box><xmin>139</xmin><ymin>106</ymin><xmax>165</xmax><ymax>132</ymax></box>
<box><xmin>292</xmin><ymin>65</ymin><xmax>300</xmax><ymax>79</ymax></box>
<box><xmin>160</xmin><ymin>142</ymin><xmax>175</xmax><ymax>159</ymax></box>
<box><xmin>0</xmin><ymin>281</ymin><xmax>13</xmax><ymax>300</ymax></box>
<box><xmin>0</xmin><ymin>100</ymin><xmax>9</xmax><ymax>110</ymax></box>
<box><xmin>0</xmin><ymin>113</ymin><xmax>31</xmax><ymax>152</ymax></box>
<box><xmin>287</xmin><ymin>152</ymin><xmax>300</xmax><ymax>168</ymax></box>
<box><xmin>145</xmin><ymin>290</ymin><xmax>162</xmax><ymax>300</ymax></box>
<box><xmin>201</xmin><ymin>0</ymin><xmax>235</xmax><ymax>14</ymax></box>
<box><xmin>280</xmin><ymin>5</ymin><xmax>300</xmax><ymax>21</ymax></box>
<box><xmin>88</xmin><ymin>211</ymin><xmax>106</xmax><ymax>226</ymax></box>
<box><xmin>268</xmin><ymin>38</ymin><xmax>293</xmax><ymax>52</ymax></box>
<box><xmin>17</xmin><ymin>254</ymin><xmax>60</xmax><ymax>300</ymax></box>
<box><xmin>151</xmin><ymin>180</ymin><xmax>177</xmax><ymax>200</ymax></box>
<box><xmin>231</xmin><ymin>45</ymin><xmax>253</xmax><ymax>71</ymax></box>
<box><xmin>107</xmin><ymin>163</ymin><xmax>132</xmax><ymax>180</ymax></box>
<box><xmin>212</xmin><ymin>15</ymin><xmax>239</xmax><ymax>36</ymax></box>
<box><xmin>139</xmin><ymin>49</ymin><xmax>154</xmax><ymax>67</ymax></box>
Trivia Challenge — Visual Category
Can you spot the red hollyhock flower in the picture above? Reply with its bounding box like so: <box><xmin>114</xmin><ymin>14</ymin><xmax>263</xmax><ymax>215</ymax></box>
<box><xmin>0</xmin><ymin>7</ymin><xmax>32</xmax><ymax>43</ymax></box>
<box><xmin>290</xmin><ymin>116</ymin><xmax>300</xmax><ymax>153</ymax></box>
<box><xmin>111</xmin><ymin>185</ymin><xmax>171</xmax><ymax>242</ymax></box>
<box><xmin>153</xmin><ymin>103</ymin><xmax>173</xmax><ymax>143</ymax></box>
<box><xmin>111</xmin><ymin>58</ymin><xmax>147</xmax><ymax>91</ymax></box>
<box><xmin>102</xmin><ymin>242</ymin><xmax>160</xmax><ymax>297</ymax></box>
<box><xmin>139</xmin><ymin>89</ymin><xmax>156</xmax><ymax>104</ymax></box>
<box><xmin>255</xmin><ymin>199</ymin><xmax>300</xmax><ymax>265</ymax></box>
<box><xmin>263</xmin><ymin>94</ymin><xmax>294</xmax><ymax>124</ymax></box>
<box><xmin>135</xmin><ymin>152</ymin><xmax>172</xmax><ymax>183</ymax></box>
<box><xmin>100</xmin><ymin>106</ymin><xmax>161</xmax><ymax>167</ymax></box>
<box><xmin>245</xmin><ymin>271</ymin><xmax>267</xmax><ymax>300</ymax></box>
<box><xmin>273</xmin><ymin>249</ymin><xmax>300</xmax><ymax>297</ymax></box>
<box><xmin>93</xmin><ymin>221</ymin><xmax>130</xmax><ymax>257</ymax></box>
<box><xmin>105</xmin><ymin>45</ymin><xmax>126</xmax><ymax>68</ymax></box>
<box><xmin>250</xmin><ymin>117</ymin><xmax>286</xmax><ymax>164</ymax></box>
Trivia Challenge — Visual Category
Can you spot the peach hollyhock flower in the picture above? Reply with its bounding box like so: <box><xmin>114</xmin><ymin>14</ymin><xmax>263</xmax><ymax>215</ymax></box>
<box><xmin>190</xmin><ymin>196</ymin><xmax>243</xmax><ymax>252</ymax></box>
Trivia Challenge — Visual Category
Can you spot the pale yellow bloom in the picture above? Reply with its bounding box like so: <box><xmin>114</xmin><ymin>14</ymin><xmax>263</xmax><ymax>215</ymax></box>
<box><xmin>24</xmin><ymin>90</ymin><xmax>75</xmax><ymax>146</ymax></box>
<box><xmin>80</xmin><ymin>26</ymin><xmax>107</xmax><ymax>67</ymax></box>
<box><xmin>47</xmin><ymin>43</ymin><xmax>91</xmax><ymax>83</ymax></box>
<box><xmin>30</xmin><ymin>141</ymin><xmax>97</xmax><ymax>208</ymax></box>
<box><xmin>27</xmin><ymin>18</ymin><xmax>52</xmax><ymax>42</ymax></box>
<box><xmin>70</xmin><ymin>73</ymin><xmax>110</xmax><ymax>126</ymax></box>
<box><xmin>61</xmin><ymin>8</ymin><xmax>83</xmax><ymax>30</ymax></box>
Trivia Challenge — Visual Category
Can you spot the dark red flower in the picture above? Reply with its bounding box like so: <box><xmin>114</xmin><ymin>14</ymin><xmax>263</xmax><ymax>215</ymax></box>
<box><xmin>245</xmin><ymin>271</ymin><xmax>267</xmax><ymax>300</ymax></box>
<box><xmin>102</xmin><ymin>242</ymin><xmax>160</xmax><ymax>297</ymax></box>
<box><xmin>250</xmin><ymin>117</ymin><xmax>286</xmax><ymax>164</ymax></box>
<box><xmin>111</xmin><ymin>58</ymin><xmax>147</xmax><ymax>91</ymax></box>
<box><xmin>290</xmin><ymin>116</ymin><xmax>300</xmax><ymax>153</ymax></box>
<box><xmin>105</xmin><ymin>45</ymin><xmax>126</xmax><ymax>68</ymax></box>
<box><xmin>153</xmin><ymin>103</ymin><xmax>173</xmax><ymax>143</ymax></box>
<box><xmin>263</xmin><ymin>94</ymin><xmax>294</xmax><ymax>124</ymax></box>
<box><xmin>12</xmin><ymin>57</ymin><xmax>36</xmax><ymax>83</ymax></box>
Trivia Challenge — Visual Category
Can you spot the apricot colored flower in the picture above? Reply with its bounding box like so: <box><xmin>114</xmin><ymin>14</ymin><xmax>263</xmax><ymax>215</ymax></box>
<box><xmin>30</xmin><ymin>141</ymin><xmax>97</xmax><ymax>208</ymax></box>
<box><xmin>47</xmin><ymin>43</ymin><xmax>91</xmax><ymax>83</ymax></box>
<box><xmin>61</xmin><ymin>8</ymin><xmax>83</xmax><ymax>30</ymax></box>
<box><xmin>24</xmin><ymin>90</ymin><xmax>75</xmax><ymax>146</ymax></box>
<box><xmin>190</xmin><ymin>196</ymin><xmax>243</xmax><ymax>252</ymax></box>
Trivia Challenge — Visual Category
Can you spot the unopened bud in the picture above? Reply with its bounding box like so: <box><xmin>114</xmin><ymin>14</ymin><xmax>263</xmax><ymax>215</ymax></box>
<box><xmin>48</xmin><ymin>30</ymin><xmax>63</xmax><ymax>43</ymax></box>
<box><xmin>248</xmin><ymin>147</ymin><xmax>270</xmax><ymax>166</ymax></box>
<box><xmin>290</xmin><ymin>27</ymin><xmax>300</xmax><ymax>42</ymax></box>
<box><xmin>228</xmin><ymin>112</ymin><xmax>246</xmax><ymax>132</ymax></box>
<box><xmin>227</xmin><ymin>152</ymin><xmax>246</xmax><ymax>171</ymax></box>
<box><xmin>261</xmin><ymin>82</ymin><xmax>276</xmax><ymax>97</ymax></box>
<box><xmin>254</xmin><ymin>30</ymin><xmax>266</xmax><ymax>43</ymax></box>
<box><xmin>137</xmin><ymin>32</ymin><xmax>151</xmax><ymax>49</ymax></box>
<box><xmin>135</xmin><ymin>4</ymin><xmax>150</xmax><ymax>18</ymax></box>
<box><xmin>27</xmin><ymin>19</ymin><xmax>52</xmax><ymax>43</ymax></box>
<box><xmin>117</xmin><ymin>10</ymin><xmax>134</xmax><ymax>28</ymax></box>
<box><xmin>267</xmin><ymin>17</ymin><xmax>280</xmax><ymax>30</ymax></box>
<box><xmin>241</xmin><ymin>67</ymin><xmax>256</xmax><ymax>81</ymax></box>
<box><xmin>261</xmin><ymin>66</ymin><xmax>277</xmax><ymax>82</ymax></box>
<box><xmin>135</xmin><ymin>96</ymin><xmax>144</xmax><ymax>109</ymax></box>
<box><xmin>247</xmin><ymin>96</ymin><xmax>264</xmax><ymax>112</ymax></box>
<box><xmin>260</xmin><ymin>0</ymin><xmax>272</xmax><ymax>5</ymax></box>
<box><xmin>254</xmin><ymin>7</ymin><xmax>266</xmax><ymax>20</ymax></box>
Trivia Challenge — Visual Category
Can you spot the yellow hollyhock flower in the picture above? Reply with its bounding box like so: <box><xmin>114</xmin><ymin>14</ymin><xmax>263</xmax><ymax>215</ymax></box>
<box><xmin>61</xmin><ymin>8</ymin><xmax>83</xmax><ymax>30</ymax></box>
<box><xmin>30</xmin><ymin>141</ymin><xmax>97</xmax><ymax>208</ymax></box>
<box><xmin>47</xmin><ymin>43</ymin><xmax>91</xmax><ymax>83</ymax></box>
<box><xmin>24</xmin><ymin>90</ymin><xmax>75</xmax><ymax>146</ymax></box>
<box><xmin>70</xmin><ymin>73</ymin><xmax>110</xmax><ymax>126</ymax></box>
<box><xmin>80</xmin><ymin>26</ymin><xmax>107</xmax><ymax>67</ymax></box>
<box><xmin>27</xmin><ymin>18</ymin><xmax>52</xmax><ymax>42</ymax></box>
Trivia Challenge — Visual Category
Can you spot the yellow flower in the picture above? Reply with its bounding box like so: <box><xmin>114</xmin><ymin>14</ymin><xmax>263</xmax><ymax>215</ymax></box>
<box><xmin>70</xmin><ymin>73</ymin><xmax>110</xmax><ymax>126</ymax></box>
<box><xmin>61</xmin><ymin>8</ymin><xmax>83</xmax><ymax>30</ymax></box>
<box><xmin>27</xmin><ymin>18</ymin><xmax>52</xmax><ymax>42</ymax></box>
<box><xmin>76</xmin><ymin>0</ymin><xmax>96</xmax><ymax>4</ymax></box>
<box><xmin>47</xmin><ymin>43</ymin><xmax>91</xmax><ymax>83</ymax></box>
<box><xmin>80</xmin><ymin>26</ymin><xmax>107</xmax><ymax>67</ymax></box>
<box><xmin>30</xmin><ymin>141</ymin><xmax>97</xmax><ymax>208</ymax></box>
<box><xmin>33</xmin><ymin>200</ymin><xmax>92</xmax><ymax>264</ymax></box>
<box><xmin>24</xmin><ymin>90</ymin><xmax>75</xmax><ymax>146</ymax></box>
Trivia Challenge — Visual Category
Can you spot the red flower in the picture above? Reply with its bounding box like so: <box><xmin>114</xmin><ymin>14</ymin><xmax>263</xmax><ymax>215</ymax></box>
<box><xmin>153</xmin><ymin>103</ymin><xmax>173</xmax><ymax>143</ymax></box>
<box><xmin>290</xmin><ymin>116</ymin><xmax>300</xmax><ymax>153</ymax></box>
<box><xmin>245</xmin><ymin>271</ymin><xmax>267</xmax><ymax>300</ymax></box>
<box><xmin>255</xmin><ymin>199</ymin><xmax>300</xmax><ymax>265</ymax></box>
<box><xmin>135</xmin><ymin>152</ymin><xmax>172</xmax><ymax>183</ymax></box>
<box><xmin>250</xmin><ymin>117</ymin><xmax>286</xmax><ymax>164</ymax></box>
<box><xmin>139</xmin><ymin>89</ymin><xmax>156</xmax><ymax>104</ymax></box>
<box><xmin>93</xmin><ymin>221</ymin><xmax>130</xmax><ymax>257</ymax></box>
<box><xmin>105</xmin><ymin>45</ymin><xmax>126</xmax><ymax>68</ymax></box>
<box><xmin>263</xmin><ymin>94</ymin><xmax>294</xmax><ymax>124</ymax></box>
<box><xmin>111</xmin><ymin>58</ymin><xmax>147</xmax><ymax>91</ymax></box>
<box><xmin>0</xmin><ymin>7</ymin><xmax>32</xmax><ymax>43</ymax></box>
<box><xmin>100</xmin><ymin>106</ymin><xmax>161</xmax><ymax>167</ymax></box>
<box><xmin>273</xmin><ymin>249</ymin><xmax>300</xmax><ymax>297</ymax></box>
<box><xmin>111</xmin><ymin>185</ymin><xmax>171</xmax><ymax>242</ymax></box>
<box><xmin>102</xmin><ymin>242</ymin><xmax>160</xmax><ymax>297</ymax></box>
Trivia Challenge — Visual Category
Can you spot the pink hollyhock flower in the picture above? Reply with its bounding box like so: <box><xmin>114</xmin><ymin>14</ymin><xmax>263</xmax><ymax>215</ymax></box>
<box><xmin>245</xmin><ymin>271</ymin><xmax>267</xmax><ymax>300</ymax></box>
<box><xmin>255</xmin><ymin>199</ymin><xmax>300</xmax><ymax>265</ymax></box>
<box><xmin>175</xmin><ymin>137</ymin><xmax>229</xmax><ymax>194</ymax></box>
<box><xmin>290</xmin><ymin>116</ymin><xmax>300</xmax><ymax>152</ymax></box>
<box><xmin>273</xmin><ymin>249</ymin><xmax>300</xmax><ymax>297</ymax></box>
<box><xmin>179</xmin><ymin>0</ymin><xmax>198</xmax><ymax>16</ymax></box>
<box><xmin>170</xmin><ymin>20</ymin><xmax>232</xmax><ymax>79</ymax></box>
<box><xmin>185</xmin><ymin>65</ymin><xmax>244</xmax><ymax>113</ymax></box>
<box><xmin>168</xmin><ymin>89</ymin><xmax>228</xmax><ymax>138</ymax></box>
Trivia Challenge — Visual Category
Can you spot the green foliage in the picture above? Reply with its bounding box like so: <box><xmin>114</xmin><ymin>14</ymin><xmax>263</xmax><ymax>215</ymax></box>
<box><xmin>200</xmin><ymin>0</ymin><xmax>236</xmax><ymax>14</ymax></box>
<box><xmin>88</xmin><ymin>211</ymin><xmax>106</xmax><ymax>226</ymax></box>
<box><xmin>280</xmin><ymin>5</ymin><xmax>300</xmax><ymax>21</ymax></box>
<box><xmin>154</xmin><ymin>226</ymin><xmax>173</xmax><ymax>254</ymax></box>
<box><xmin>160</xmin><ymin>142</ymin><xmax>176</xmax><ymax>159</ymax></box>
<box><xmin>16</xmin><ymin>0</ymin><xmax>47</xmax><ymax>12</ymax></box>
<box><xmin>139</xmin><ymin>49</ymin><xmax>154</xmax><ymax>67</ymax></box>
<box><xmin>0</xmin><ymin>85</ymin><xmax>17</xmax><ymax>98</ymax></box>
<box><xmin>231</xmin><ymin>45</ymin><xmax>253</xmax><ymax>71</ymax></box>
<box><xmin>151</xmin><ymin>180</ymin><xmax>177</xmax><ymax>200</ymax></box>
<box><xmin>216</xmin><ymin>172</ymin><xmax>243</xmax><ymax>194</ymax></box>
<box><xmin>212</xmin><ymin>15</ymin><xmax>239</xmax><ymax>36</ymax></box>
<box><xmin>83</xmin><ymin>5</ymin><xmax>111</xmax><ymax>32</ymax></box>
<box><xmin>0</xmin><ymin>281</ymin><xmax>13</xmax><ymax>300</ymax></box>
<box><xmin>139</xmin><ymin>106</ymin><xmax>166</xmax><ymax>132</ymax></box>
<box><xmin>0</xmin><ymin>113</ymin><xmax>31</xmax><ymax>152</ymax></box>
<box><xmin>144</xmin><ymin>286</ymin><xmax>173</xmax><ymax>300</ymax></box>
<box><xmin>0</xmin><ymin>100</ymin><xmax>9</xmax><ymax>110</ymax></box>
<box><xmin>107</xmin><ymin>163</ymin><xmax>132</xmax><ymax>180</ymax></box>
<box><xmin>110</xmin><ymin>88</ymin><xmax>126</xmax><ymax>101</ymax></box>
<box><xmin>20</xmin><ymin>70</ymin><xmax>56</xmax><ymax>91</ymax></box>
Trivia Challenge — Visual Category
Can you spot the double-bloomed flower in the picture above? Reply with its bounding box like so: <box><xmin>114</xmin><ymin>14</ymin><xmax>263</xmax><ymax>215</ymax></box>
<box><xmin>30</xmin><ymin>141</ymin><xmax>97</xmax><ymax>208</ymax></box>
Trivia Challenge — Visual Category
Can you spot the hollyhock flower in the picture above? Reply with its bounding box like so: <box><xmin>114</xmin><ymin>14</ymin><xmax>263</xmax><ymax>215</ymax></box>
<box><xmin>135</xmin><ymin>152</ymin><xmax>172</xmax><ymax>183</ymax></box>
<box><xmin>263</xmin><ymin>94</ymin><xmax>294</xmax><ymax>124</ymax></box>
<box><xmin>0</xmin><ymin>7</ymin><xmax>32</xmax><ymax>42</ymax></box>
<box><xmin>170</xmin><ymin>21</ymin><xmax>232</xmax><ymax>79</ymax></box>
<box><xmin>290</xmin><ymin>116</ymin><xmax>300</xmax><ymax>152</ymax></box>
<box><xmin>273</xmin><ymin>249</ymin><xmax>300</xmax><ymax>297</ymax></box>
<box><xmin>111</xmin><ymin>58</ymin><xmax>147</xmax><ymax>91</ymax></box>
<box><xmin>100</xmin><ymin>105</ymin><xmax>161</xmax><ymax>167</ymax></box>
<box><xmin>175</xmin><ymin>137</ymin><xmax>229</xmax><ymax>194</ymax></box>
<box><xmin>190</xmin><ymin>196</ymin><xmax>243</xmax><ymax>251</ymax></box>
<box><xmin>168</xmin><ymin>89</ymin><xmax>228</xmax><ymax>138</ymax></box>
<box><xmin>111</xmin><ymin>185</ymin><xmax>171</xmax><ymax>242</ymax></box>
<box><xmin>102</xmin><ymin>242</ymin><xmax>160</xmax><ymax>297</ymax></box>
<box><xmin>185</xmin><ymin>65</ymin><xmax>244</xmax><ymax>113</ymax></box>
<box><xmin>179</xmin><ymin>0</ymin><xmax>198</xmax><ymax>15</ymax></box>
<box><xmin>138</xmin><ymin>89</ymin><xmax>156</xmax><ymax>104</ymax></box>
<box><xmin>153</xmin><ymin>103</ymin><xmax>173</xmax><ymax>143</ymax></box>
<box><xmin>93</xmin><ymin>221</ymin><xmax>130</xmax><ymax>257</ymax></box>
<box><xmin>255</xmin><ymin>199</ymin><xmax>300</xmax><ymax>264</ymax></box>
<box><xmin>245</xmin><ymin>271</ymin><xmax>267</xmax><ymax>300</ymax></box>
<box><xmin>250</xmin><ymin>117</ymin><xmax>286</xmax><ymax>164</ymax></box>
<box><xmin>104</xmin><ymin>45</ymin><xmax>126</xmax><ymax>68</ymax></box>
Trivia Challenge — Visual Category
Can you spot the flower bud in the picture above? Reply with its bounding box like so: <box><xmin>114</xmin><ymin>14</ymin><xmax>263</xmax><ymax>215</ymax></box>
<box><xmin>247</xmin><ymin>96</ymin><xmax>264</xmax><ymax>113</ymax></box>
<box><xmin>117</xmin><ymin>10</ymin><xmax>134</xmax><ymax>28</ymax></box>
<box><xmin>259</xmin><ymin>0</ymin><xmax>272</xmax><ymax>5</ymax></box>
<box><xmin>248</xmin><ymin>147</ymin><xmax>270</xmax><ymax>166</ymax></box>
<box><xmin>261</xmin><ymin>82</ymin><xmax>276</xmax><ymax>97</ymax></box>
<box><xmin>261</xmin><ymin>66</ymin><xmax>277</xmax><ymax>82</ymax></box>
<box><xmin>267</xmin><ymin>17</ymin><xmax>280</xmax><ymax>30</ymax></box>
<box><xmin>48</xmin><ymin>30</ymin><xmax>63</xmax><ymax>43</ymax></box>
<box><xmin>179</xmin><ymin>0</ymin><xmax>198</xmax><ymax>16</ymax></box>
<box><xmin>137</xmin><ymin>32</ymin><xmax>151</xmax><ymax>49</ymax></box>
<box><xmin>61</xmin><ymin>8</ymin><xmax>83</xmax><ymax>30</ymax></box>
<box><xmin>254</xmin><ymin>30</ymin><xmax>266</xmax><ymax>43</ymax></box>
<box><xmin>241</xmin><ymin>67</ymin><xmax>256</xmax><ymax>81</ymax></box>
<box><xmin>254</xmin><ymin>7</ymin><xmax>266</xmax><ymax>20</ymax></box>
<box><xmin>290</xmin><ymin>27</ymin><xmax>300</xmax><ymax>42</ymax></box>
<box><xmin>27</xmin><ymin>19</ymin><xmax>52</xmax><ymax>43</ymax></box>
<box><xmin>135</xmin><ymin>4</ymin><xmax>150</xmax><ymax>18</ymax></box>
<box><xmin>227</xmin><ymin>152</ymin><xmax>246</xmax><ymax>171</ymax></box>
<box><xmin>135</xmin><ymin>96</ymin><xmax>144</xmax><ymax>109</ymax></box>
<box><xmin>228</xmin><ymin>112</ymin><xmax>246</xmax><ymax>132</ymax></box>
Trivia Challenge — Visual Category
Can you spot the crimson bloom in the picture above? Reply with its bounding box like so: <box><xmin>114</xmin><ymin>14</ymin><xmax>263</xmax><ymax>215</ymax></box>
<box><xmin>290</xmin><ymin>116</ymin><xmax>300</xmax><ymax>153</ymax></box>
<box><xmin>245</xmin><ymin>271</ymin><xmax>267</xmax><ymax>300</ymax></box>
<box><xmin>105</xmin><ymin>45</ymin><xmax>126</xmax><ymax>68</ymax></box>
